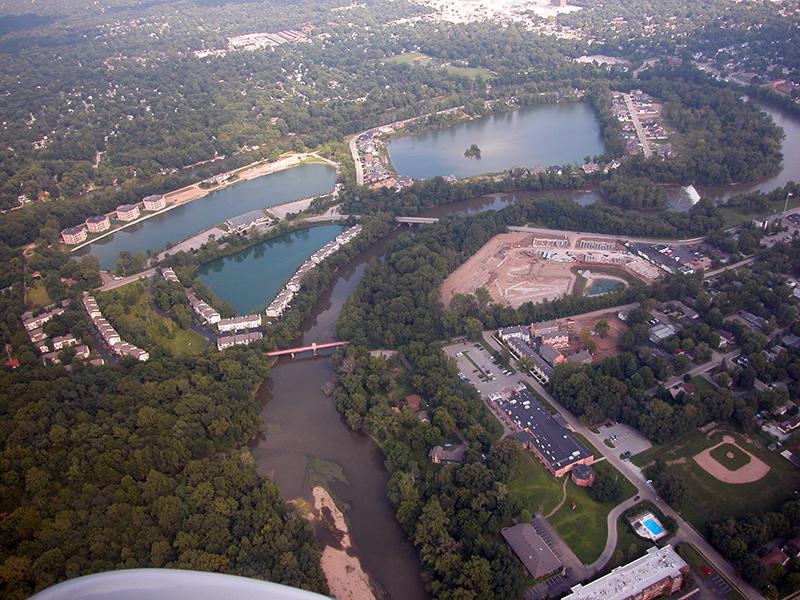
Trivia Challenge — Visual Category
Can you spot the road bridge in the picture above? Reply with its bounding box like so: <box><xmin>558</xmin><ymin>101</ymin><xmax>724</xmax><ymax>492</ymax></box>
<box><xmin>266</xmin><ymin>340</ymin><xmax>348</xmax><ymax>358</ymax></box>
<box><xmin>396</xmin><ymin>216</ymin><xmax>439</xmax><ymax>224</ymax></box>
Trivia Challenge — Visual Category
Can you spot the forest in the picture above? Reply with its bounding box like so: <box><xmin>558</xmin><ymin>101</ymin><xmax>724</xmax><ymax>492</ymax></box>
<box><xmin>0</xmin><ymin>350</ymin><xmax>328</xmax><ymax>599</ymax></box>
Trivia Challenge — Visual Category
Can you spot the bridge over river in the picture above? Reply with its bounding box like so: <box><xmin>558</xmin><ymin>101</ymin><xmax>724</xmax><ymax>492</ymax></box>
<box><xmin>265</xmin><ymin>340</ymin><xmax>348</xmax><ymax>358</ymax></box>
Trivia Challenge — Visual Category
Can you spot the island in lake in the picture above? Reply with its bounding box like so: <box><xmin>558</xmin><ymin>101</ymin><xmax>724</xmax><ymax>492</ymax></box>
<box><xmin>464</xmin><ymin>143</ymin><xmax>481</xmax><ymax>158</ymax></box>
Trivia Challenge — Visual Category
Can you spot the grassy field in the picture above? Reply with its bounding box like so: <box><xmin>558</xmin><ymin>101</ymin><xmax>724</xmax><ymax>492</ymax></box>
<box><xmin>633</xmin><ymin>428</ymin><xmax>800</xmax><ymax>531</ymax></box>
<box><xmin>384</xmin><ymin>52</ymin><xmax>431</xmax><ymax>65</ymax></box>
<box><xmin>718</xmin><ymin>195</ymin><xmax>800</xmax><ymax>229</ymax></box>
<box><xmin>508</xmin><ymin>453</ymin><xmax>628</xmax><ymax>564</ymax></box>
<box><xmin>27</xmin><ymin>285</ymin><xmax>52</xmax><ymax>309</ymax></box>
<box><xmin>384</xmin><ymin>52</ymin><xmax>496</xmax><ymax>79</ymax></box>
<box><xmin>709</xmin><ymin>443</ymin><xmax>752</xmax><ymax>471</ymax></box>
<box><xmin>163</xmin><ymin>329</ymin><xmax>207</xmax><ymax>356</ymax></box>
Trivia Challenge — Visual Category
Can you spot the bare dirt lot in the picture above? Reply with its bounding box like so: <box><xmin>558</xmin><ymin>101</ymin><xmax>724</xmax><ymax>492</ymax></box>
<box><xmin>441</xmin><ymin>231</ymin><xmax>652</xmax><ymax>310</ymax></box>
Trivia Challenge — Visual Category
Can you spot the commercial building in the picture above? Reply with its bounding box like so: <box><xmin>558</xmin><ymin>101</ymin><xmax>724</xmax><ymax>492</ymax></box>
<box><xmin>563</xmin><ymin>545</ymin><xmax>688</xmax><ymax>600</ymax></box>
<box><xmin>61</xmin><ymin>225</ymin><xmax>87</xmax><ymax>245</ymax></box>
<box><xmin>501</xmin><ymin>523</ymin><xmax>562</xmax><ymax>579</ymax></box>
<box><xmin>116</xmin><ymin>204</ymin><xmax>140</xmax><ymax>221</ymax></box>
<box><xmin>225</xmin><ymin>210</ymin><xmax>270</xmax><ymax>233</ymax></box>
<box><xmin>493</xmin><ymin>388</ymin><xmax>593</xmax><ymax>477</ymax></box>
<box><xmin>85</xmin><ymin>214</ymin><xmax>111</xmax><ymax>233</ymax></box>
<box><xmin>142</xmin><ymin>194</ymin><xmax>166</xmax><ymax>211</ymax></box>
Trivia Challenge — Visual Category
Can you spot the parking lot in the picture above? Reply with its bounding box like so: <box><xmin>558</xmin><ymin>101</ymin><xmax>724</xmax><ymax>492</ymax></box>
<box><xmin>445</xmin><ymin>341</ymin><xmax>517</xmax><ymax>390</ymax></box>
<box><xmin>600</xmin><ymin>422</ymin><xmax>653</xmax><ymax>458</ymax></box>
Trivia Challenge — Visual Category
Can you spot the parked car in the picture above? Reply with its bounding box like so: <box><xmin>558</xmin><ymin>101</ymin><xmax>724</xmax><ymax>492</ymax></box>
<box><xmin>701</xmin><ymin>567</ymin><xmax>712</xmax><ymax>576</ymax></box>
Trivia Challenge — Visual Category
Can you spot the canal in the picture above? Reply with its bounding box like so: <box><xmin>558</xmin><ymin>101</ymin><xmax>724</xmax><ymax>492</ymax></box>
<box><xmin>82</xmin><ymin>162</ymin><xmax>336</xmax><ymax>270</ymax></box>
<box><xmin>248</xmin><ymin>228</ymin><xmax>429</xmax><ymax>600</ymax></box>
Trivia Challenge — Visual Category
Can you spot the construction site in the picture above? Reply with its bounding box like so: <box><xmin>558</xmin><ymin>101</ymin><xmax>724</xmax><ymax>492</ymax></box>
<box><xmin>441</xmin><ymin>231</ymin><xmax>660</xmax><ymax>309</ymax></box>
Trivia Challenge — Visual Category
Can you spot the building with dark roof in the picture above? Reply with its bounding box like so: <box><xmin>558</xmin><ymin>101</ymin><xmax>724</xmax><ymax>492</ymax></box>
<box><xmin>501</xmin><ymin>523</ymin><xmax>562</xmax><ymax>579</ymax></box>
<box><xmin>225</xmin><ymin>210</ymin><xmax>270</xmax><ymax>233</ymax></box>
<box><xmin>499</xmin><ymin>389</ymin><xmax>593</xmax><ymax>477</ymax></box>
<box><xmin>538</xmin><ymin>343</ymin><xmax>564</xmax><ymax>368</ymax></box>
<box><xmin>504</xmin><ymin>337</ymin><xmax>553</xmax><ymax>382</ymax></box>
<box><xmin>61</xmin><ymin>225</ymin><xmax>87</xmax><ymax>245</ymax></box>
<box><xmin>571</xmin><ymin>463</ymin><xmax>595</xmax><ymax>487</ymax></box>
<box><xmin>142</xmin><ymin>194</ymin><xmax>166</xmax><ymax>211</ymax></box>
<box><xmin>116</xmin><ymin>204</ymin><xmax>140</xmax><ymax>221</ymax></box>
<box><xmin>531</xmin><ymin>320</ymin><xmax>560</xmax><ymax>337</ymax></box>
<box><xmin>85</xmin><ymin>214</ymin><xmax>111</xmax><ymax>233</ymax></box>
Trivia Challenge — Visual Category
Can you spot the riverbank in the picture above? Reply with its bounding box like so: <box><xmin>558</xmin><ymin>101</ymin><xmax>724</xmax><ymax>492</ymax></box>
<box><xmin>310</xmin><ymin>486</ymin><xmax>379</xmax><ymax>600</ymax></box>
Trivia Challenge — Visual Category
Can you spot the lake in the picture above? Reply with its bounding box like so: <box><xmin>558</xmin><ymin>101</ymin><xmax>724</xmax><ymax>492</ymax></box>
<box><xmin>387</xmin><ymin>102</ymin><xmax>606</xmax><ymax>179</ymax></box>
<box><xmin>82</xmin><ymin>162</ymin><xmax>336</xmax><ymax>270</ymax></box>
<box><xmin>197</xmin><ymin>225</ymin><xmax>346</xmax><ymax>315</ymax></box>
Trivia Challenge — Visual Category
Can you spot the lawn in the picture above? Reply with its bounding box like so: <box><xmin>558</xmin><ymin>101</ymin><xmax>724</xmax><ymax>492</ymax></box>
<box><xmin>688</xmin><ymin>375</ymin><xmax>716</xmax><ymax>393</ymax></box>
<box><xmin>718</xmin><ymin>195</ymin><xmax>800</xmax><ymax>229</ymax></box>
<box><xmin>709</xmin><ymin>443</ymin><xmax>751</xmax><ymax>471</ymax></box>
<box><xmin>26</xmin><ymin>285</ymin><xmax>52</xmax><ymax>309</ymax></box>
<box><xmin>384</xmin><ymin>52</ymin><xmax>431</xmax><ymax>65</ymax></box>
<box><xmin>163</xmin><ymin>329</ymin><xmax>207</xmax><ymax>356</ymax></box>
<box><xmin>633</xmin><ymin>428</ymin><xmax>800</xmax><ymax>531</ymax></box>
<box><xmin>508</xmin><ymin>453</ymin><xmax>625</xmax><ymax>564</ymax></box>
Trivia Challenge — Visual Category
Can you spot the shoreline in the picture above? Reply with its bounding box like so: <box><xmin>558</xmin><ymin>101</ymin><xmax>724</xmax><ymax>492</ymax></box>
<box><xmin>309</xmin><ymin>486</ymin><xmax>379</xmax><ymax>600</ymax></box>
<box><xmin>70</xmin><ymin>152</ymin><xmax>337</xmax><ymax>252</ymax></box>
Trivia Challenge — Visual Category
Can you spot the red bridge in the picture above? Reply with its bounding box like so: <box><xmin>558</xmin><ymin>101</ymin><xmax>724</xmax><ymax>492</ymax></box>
<box><xmin>266</xmin><ymin>340</ymin><xmax>348</xmax><ymax>358</ymax></box>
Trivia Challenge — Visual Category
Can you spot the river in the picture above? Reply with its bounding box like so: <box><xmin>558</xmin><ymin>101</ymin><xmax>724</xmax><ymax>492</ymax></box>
<box><xmin>248</xmin><ymin>229</ymin><xmax>429</xmax><ymax>600</ymax></box>
<box><xmin>81</xmin><ymin>162</ymin><xmax>336</xmax><ymax>270</ymax></box>
<box><xmin>698</xmin><ymin>100</ymin><xmax>800</xmax><ymax>202</ymax></box>
<box><xmin>387</xmin><ymin>102</ymin><xmax>606</xmax><ymax>180</ymax></box>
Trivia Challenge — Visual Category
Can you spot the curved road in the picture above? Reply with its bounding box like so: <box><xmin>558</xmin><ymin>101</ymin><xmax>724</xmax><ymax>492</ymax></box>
<box><xmin>523</xmin><ymin>374</ymin><xmax>764</xmax><ymax>599</ymax></box>
<box><xmin>482</xmin><ymin>332</ymin><xmax>764</xmax><ymax>599</ymax></box>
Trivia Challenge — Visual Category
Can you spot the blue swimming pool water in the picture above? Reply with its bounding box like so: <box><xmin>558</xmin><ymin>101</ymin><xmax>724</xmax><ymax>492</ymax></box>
<box><xmin>644</xmin><ymin>518</ymin><xmax>664</xmax><ymax>536</ymax></box>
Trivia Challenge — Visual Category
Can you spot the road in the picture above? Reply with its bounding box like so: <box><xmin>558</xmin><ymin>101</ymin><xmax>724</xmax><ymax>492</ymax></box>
<box><xmin>348</xmin><ymin>134</ymin><xmax>365</xmax><ymax>186</ymax></box>
<box><xmin>623</xmin><ymin>93</ymin><xmax>652</xmax><ymax>157</ymax></box>
<box><xmin>99</xmin><ymin>268</ymin><xmax>156</xmax><ymax>291</ymax></box>
<box><xmin>481</xmin><ymin>334</ymin><xmax>765</xmax><ymax>600</ymax></box>
<box><xmin>507</xmin><ymin>225</ymin><xmax>707</xmax><ymax>247</ymax></box>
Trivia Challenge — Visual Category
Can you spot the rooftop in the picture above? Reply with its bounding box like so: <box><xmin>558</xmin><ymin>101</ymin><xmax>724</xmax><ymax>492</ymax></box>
<box><xmin>501</xmin><ymin>389</ymin><xmax>592</xmax><ymax>472</ymax></box>
<box><xmin>502</xmin><ymin>523</ymin><xmax>562</xmax><ymax>579</ymax></box>
<box><xmin>564</xmin><ymin>545</ymin><xmax>686</xmax><ymax>600</ymax></box>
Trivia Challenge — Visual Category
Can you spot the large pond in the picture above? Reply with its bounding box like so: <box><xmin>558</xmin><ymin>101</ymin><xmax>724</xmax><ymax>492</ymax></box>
<box><xmin>82</xmin><ymin>162</ymin><xmax>336</xmax><ymax>270</ymax></box>
<box><xmin>387</xmin><ymin>102</ymin><xmax>606</xmax><ymax>180</ymax></box>
<box><xmin>197</xmin><ymin>225</ymin><xmax>346</xmax><ymax>315</ymax></box>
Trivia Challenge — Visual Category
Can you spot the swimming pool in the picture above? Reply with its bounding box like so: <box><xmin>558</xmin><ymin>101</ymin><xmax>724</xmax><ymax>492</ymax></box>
<box><xmin>644</xmin><ymin>518</ymin><xmax>664</xmax><ymax>536</ymax></box>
